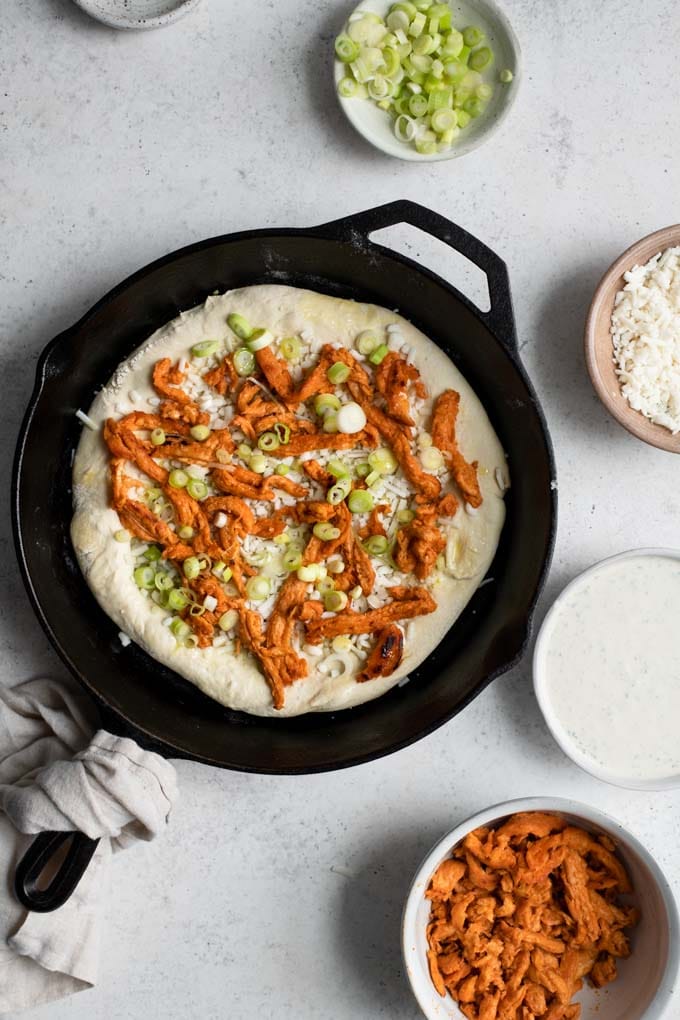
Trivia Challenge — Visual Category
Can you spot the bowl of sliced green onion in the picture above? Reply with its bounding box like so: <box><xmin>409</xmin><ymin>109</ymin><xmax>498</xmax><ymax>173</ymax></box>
<box><xmin>334</xmin><ymin>0</ymin><xmax>520</xmax><ymax>160</ymax></box>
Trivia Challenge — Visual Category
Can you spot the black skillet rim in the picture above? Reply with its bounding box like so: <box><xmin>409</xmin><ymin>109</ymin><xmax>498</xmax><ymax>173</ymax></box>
<box><xmin>12</xmin><ymin>201</ymin><xmax>557</xmax><ymax>772</ymax></box>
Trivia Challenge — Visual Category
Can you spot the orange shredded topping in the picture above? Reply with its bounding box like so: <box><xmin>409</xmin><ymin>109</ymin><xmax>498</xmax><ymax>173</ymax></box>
<box><xmin>425</xmin><ymin>812</ymin><xmax>639</xmax><ymax>1020</ymax></box>
<box><xmin>103</xmin><ymin>328</ymin><xmax>484</xmax><ymax>708</ymax></box>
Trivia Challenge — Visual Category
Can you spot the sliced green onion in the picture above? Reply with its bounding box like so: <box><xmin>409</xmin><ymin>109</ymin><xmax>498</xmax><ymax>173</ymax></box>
<box><xmin>258</xmin><ymin>431</ymin><xmax>280</xmax><ymax>452</ymax></box>
<box><xmin>249</xmin><ymin>453</ymin><xmax>267</xmax><ymax>474</ymax></box>
<box><xmin>430</xmin><ymin>4</ymin><xmax>451</xmax><ymax>29</ymax></box>
<box><xmin>322</xmin><ymin>412</ymin><xmax>339</xmax><ymax>434</ymax></box>
<box><xmin>368</xmin><ymin>75</ymin><xmax>393</xmax><ymax>100</ymax></box>
<box><xmin>316</xmin><ymin>576</ymin><xmax>336</xmax><ymax>595</ymax></box>
<box><xmin>369</xmin><ymin>343</ymin><xmax>389</xmax><ymax>365</ymax></box>
<box><xmin>365</xmin><ymin>535</ymin><xmax>389</xmax><ymax>555</ymax></box>
<box><xmin>337</xmin><ymin>402</ymin><xmax>367</xmax><ymax>435</ymax></box>
<box><xmin>190</xmin><ymin>424</ymin><xmax>211</xmax><ymax>442</ymax></box>
<box><xmin>463</xmin><ymin>95</ymin><xmax>485</xmax><ymax>118</ymax></box>
<box><xmin>397</xmin><ymin>508</ymin><xmax>416</xmax><ymax>524</ymax></box>
<box><xmin>348</xmin><ymin>489</ymin><xmax>375</xmax><ymax>514</ymax></box>
<box><xmin>408</xmin><ymin>11</ymin><xmax>427</xmax><ymax>36</ymax></box>
<box><xmin>297</xmin><ymin>564</ymin><xmax>321</xmax><ymax>583</ymax></box>
<box><xmin>134</xmin><ymin>565</ymin><xmax>155</xmax><ymax>590</ymax></box>
<box><xmin>275</xmin><ymin>463</ymin><xmax>290</xmax><ymax>476</ymax></box>
<box><xmin>114</xmin><ymin>529</ymin><xmax>130</xmax><ymax>542</ymax></box>
<box><xmin>313</xmin><ymin>522</ymin><xmax>342</xmax><ymax>541</ymax></box>
<box><xmin>219</xmin><ymin>609</ymin><xmax>239</xmax><ymax>631</ymax></box>
<box><xmin>191</xmin><ymin>339</ymin><xmax>220</xmax><ymax>358</ymax></box>
<box><xmin>410</xmin><ymin>52</ymin><xmax>433</xmax><ymax>73</ymax></box>
<box><xmin>355</xmin><ymin>330</ymin><xmax>380</xmax><ymax>355</ymax></box>
<box><xmin>499</xmin><ymin>68</ymin><xmax>513</xmax><ymax>83</ymax></box>
<box><xmin>462</xmin><ymin>25</ymin><xmax>483</xmax><ymax>47</ymax></box>
<box><xmin>150</xmin><ymin>428</ymin><xmax>165</xmax><ymax>446</ymax></box>
<box><xmin>187</xmin><ymin>479</ymin><xmax>208</xmax><ymax>500</ymax></box>
<box><xmin>380</xmin><ymin>45</ymin><xmax>401</xmax><ymax>77</ymax></box>
<box><xmin>233</xmin><ymin>347</ymin><xmax>256</xmax><ymax>376</ymax></box>
<box><xmin>155</xmin><ymin>571</ymin><xmax>174</xmax><ymax>591</ymax></box>
<box><xmin>368</xmin><ymin>448</ymin><xmax>398</xmax><ymax>475</ymax></box>
<box><xmin>178</xmin><ymin>525</ymin><xmax>195</xmax><ymax>540</ymax></box>
<box><xmin>273</xmin><ymin>533</ymin><xmax>290</xmax><ymax>547</ymax></box>
<box><xmin>327</xmin><ymin>477</ymin><xmax>352</xmax><ymax>504</ymax></box>
<box><xmin>247</xmin><ymin>328</ymin><xmax>273</xmax><ymax>352</ymax></box>
<box><xmin>168</xmin><ymin>589</ymin><xmax>189</xmax><ymax>611</ymax></box>
<box><xmin>169</xmin><ymin>469</ymin><xmax>189</xmax><ymax>489</ymax></box>
<box><xmin>338</xmin><ymin>4</ymin><xmax>495</xmax><ymax>154</ymax></box>
<box><xmin>183</xmin><ymin>556</ymin><xmax>201</xmax><ymax>580</ymax></box>
<box><xmin>386</xmin><ymin>9</ymin><xmax>410</xmax><ymax>32</ymax></box>
<box><xmin>355</xmin><ymin>462</ymin><xmax>371</xmax><ymax>478</ymax></box>
<box><xmin>221</xmin><ymin>566</ymin><xmax>233</xmax><ymax>583</ymax></box>
<box><xmin>246</xmin><ymin>575</ymin><xmax>271</xmax><ymax>601</ymax></box>
<box><xmin>394</xmin><ymin>114</ymin><xmax>416</xmax><ymax>142</ymax></box>
<box><xmin>315</xmin><ymin>393</ymin><xmax>341</xmax><ymax>416</ymax></box>
<box><xmin>327</xmin><ymin>459</ymin><xmax>349</xmax><ymax>479</ymax></box>
<box><xmin>144</xmin><ymin>545</ymin><xmax>162</xmax><ymax>562</ymax></box>
<box><xmin>237</xmin><ymin>443</ymin><xmax>252</xmax><ymax>462</ymax></box>
<box><xmin>227</xmin><ymin>313</ymin><xmax>253</xmax><ymax>340</ymax></box>
<box><xmin>283</xmin><ymin>547</ymin><xmax>303</xmax><ymax>572</ymax></box>
<box><xmin>365</xmin><ymin>470</ymin><xmax>382</xmax><ymax>487</ymax></box>
<box><xmin>412</xmin><ymin>32</ymin><xmax>435</xmax><ymax>55</ymax></box>
<box><xmin>469</xmin><ymin>45</ymin><xmax>492</xmax><ymax>71</ymax></box>
<box><xmin>415</xmin><ymin>133</ymin><xmax>437</xmax><ymax>155</ymax></box>
<box><xmin>332</xmin><ymin>635</ymin><xmax>352</xmax><ymax>652</ymax></box>
<box><xmin>327</xmin><ymin>361</ymin><xmax>351</xmax><ymax>385</ymax></box>
<box><xmin>324</xmin><ymin>590</ymin><xmax>348</xmax><ymax>613</ymax></box>
<box><xmin>408</xmin><ymin>92</ymin><xmax>428</xmax><ymax>117</ymax></box>
<box><xmin>441</xmin><ymin>28</ymin><xmax>463</xmax><ymax>57</ymax></box>
<box><xmin>431</xmin><ymin>107</ymin><xmax>458</xmax><ymax>133</ymax></box>
<box><xmin>335</xmin><ymin>33</ymin><xmax>360</xmax><ymax>62</ymax></box>
<box><xmin>280</xmin><ymin>336</ymin><xmax>302</xmax><ymax>361</ymax></box>
<box><xmin>421</xmin><ymin>446</ymin><xmax>444</xmax><ymax>471</ymax></box>
<box><xmin>170</xmin><ymin>618</ymin><xmax>191</xmax><ymax>641</ymax></box>
<box><xmin>274</xmin><ymin>422</ymin><xmax>291</xmax><ymax>445</ymax></box>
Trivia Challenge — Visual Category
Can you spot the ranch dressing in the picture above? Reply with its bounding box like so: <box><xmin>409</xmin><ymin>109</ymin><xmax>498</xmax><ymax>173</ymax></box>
<box><xmin>538</xmin><ymin>553</ymin><xmax>680</xmax><ymax>783</ymax></box>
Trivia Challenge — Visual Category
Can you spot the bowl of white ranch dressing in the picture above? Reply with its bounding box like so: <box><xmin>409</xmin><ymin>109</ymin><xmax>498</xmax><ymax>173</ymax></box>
<box><xmin>534</xmin><ymin>549</ymin><xmax>680</xmax><ymax>791</ymax></box>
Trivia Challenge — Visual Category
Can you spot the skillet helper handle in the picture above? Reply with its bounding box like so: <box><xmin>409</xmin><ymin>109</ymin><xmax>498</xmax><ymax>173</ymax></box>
<box><xmin>14</xmin><ymin>830</ymin><xmax>100</xmax><ymax>913</ymax></box>
<box><xmin>314</xmin><ymin>200</ymin><xmax>517</xmax><ymax>354</ymax></box>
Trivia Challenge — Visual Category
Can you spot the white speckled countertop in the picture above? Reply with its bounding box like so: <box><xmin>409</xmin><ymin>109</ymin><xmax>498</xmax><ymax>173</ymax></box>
<box><xmin>2</xmin><ymin>0</ymin><xmax>680</xmax><ymax>1017</ymax></box>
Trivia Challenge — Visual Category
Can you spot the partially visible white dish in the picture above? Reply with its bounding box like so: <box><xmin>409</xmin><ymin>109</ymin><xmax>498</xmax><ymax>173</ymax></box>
<box><xmin>334</xmin><ymin>0</ymin><xmax>521</xmax><ymax>162</ymax></box>
<box><xmin>402</xmin><ymin>797</ymin><xmax>680</xmax><ymax>1020</ymax></box>
<box><xmin>72</xmin><ymin>0</ymin><xmax>201</xmax><ymax>30</ymax></box>
<box><xmin>534</xmin><ymin>549</ymin><xmax>680</xmax><ymax>791</ymax></box>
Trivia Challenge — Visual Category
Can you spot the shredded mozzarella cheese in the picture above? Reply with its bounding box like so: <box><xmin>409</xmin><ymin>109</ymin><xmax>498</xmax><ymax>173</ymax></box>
<box><xmin>611</xmin><ymin>247</ymin><xmax>680</xmax><ymax>432</ymax></box>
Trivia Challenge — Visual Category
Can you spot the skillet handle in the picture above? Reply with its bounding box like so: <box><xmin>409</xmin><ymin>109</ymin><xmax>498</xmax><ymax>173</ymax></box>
<box><xmin>313</xmin><ymin>200</ymin><xmax>517</xmax><ymax>353</ymax></box>
<box><xmin>14</xmin><ymin>831</ymin><xmax>100</xmax><ymax>913</ymax></box>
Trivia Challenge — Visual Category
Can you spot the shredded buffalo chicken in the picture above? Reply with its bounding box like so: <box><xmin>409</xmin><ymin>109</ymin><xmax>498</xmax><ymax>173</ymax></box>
<box><xmin>102</xmin><ymin>326</ymin><xmax>483</xmax><ymax>709</ymax></box>
<box><xmin>425</xmin><ymin>812</ymin><xmax>639</xmax><ymax>1020</ymax></box>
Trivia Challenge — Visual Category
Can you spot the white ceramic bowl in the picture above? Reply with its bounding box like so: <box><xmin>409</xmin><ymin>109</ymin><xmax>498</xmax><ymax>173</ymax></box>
<box><xmin>72</xmin><ymin>0</ymin><xmax>201</xmax><ymax>30</ymax></box>
<box><xmin>334</xmin><ymin>0</ymin><xmax>521</xmax><ymax>161</ymax></box>
<box><xmin>533</xmin><ymin>549</ymin><xmax>680</xmax><ymax>792</ymax></box>
<box><xmin>402</xmin><ymin>798</ymin><xmax>679</xmax><ymax>1020</ymax></box>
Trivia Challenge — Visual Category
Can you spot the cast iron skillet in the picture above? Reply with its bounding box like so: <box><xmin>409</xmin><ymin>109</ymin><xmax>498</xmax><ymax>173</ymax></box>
<box><xmin>13</xmin><ymin>200</ymin><xmax>555</xmax><ymax>908</ymax></box>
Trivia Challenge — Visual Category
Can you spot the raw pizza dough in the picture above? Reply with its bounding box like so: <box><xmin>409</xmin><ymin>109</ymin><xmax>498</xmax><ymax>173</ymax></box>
<box><xmin>71</xmin><ymin>285</ymin><xmax>508</xmax><ymax>717</ymax></box>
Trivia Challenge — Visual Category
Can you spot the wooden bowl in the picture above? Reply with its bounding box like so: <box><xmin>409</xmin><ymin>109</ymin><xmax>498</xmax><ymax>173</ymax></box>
<box><xmin>585</xmin><ymin>225</ymin><xmax>680</xmax><ymax>453</ymax></box>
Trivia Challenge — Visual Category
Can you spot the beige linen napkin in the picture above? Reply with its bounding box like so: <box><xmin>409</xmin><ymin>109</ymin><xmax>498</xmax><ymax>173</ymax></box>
<box><xmin>0</xmin><ymin>678</ymin><xmax>178</xmax><ymax>1014</ymax></box>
